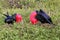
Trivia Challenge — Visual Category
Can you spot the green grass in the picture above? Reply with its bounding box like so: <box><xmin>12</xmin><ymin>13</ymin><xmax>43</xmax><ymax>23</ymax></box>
<box><xmin>0</xmin><ymin>0</ymin><xmax>60</xmax><ymax>40</ymax></box>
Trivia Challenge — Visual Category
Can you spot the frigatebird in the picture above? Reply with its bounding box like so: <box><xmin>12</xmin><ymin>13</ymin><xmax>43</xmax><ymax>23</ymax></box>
<box><xmin>3</xmin><ymin>12</ymin><xmax>22</xmax><ymax>24</ymax></box>
<box><xmin>30</xmin><ymin>9</ymin><xmax>53</xmax><ymax>24</ymax></box>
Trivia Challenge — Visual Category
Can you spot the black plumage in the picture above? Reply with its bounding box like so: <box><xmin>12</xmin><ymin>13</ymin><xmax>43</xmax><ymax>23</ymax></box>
<box><xmin>4</xmin><ymin>12</ymin><xmax>15</xmax><ymax>24</ymax></box>
<box><xmin>11</xmin><ymin>13</ymin><xmax>16</xmax><ymax>21</ymax></box>
<box><xmin>35</xmin><ymin>9</ymin><xmax>53</xmax><ymax>24</ymax></box>
<box><xmin>4</xmin><ymin>16</ymin><xmax>14</xmax><ymax>24</ymax></box>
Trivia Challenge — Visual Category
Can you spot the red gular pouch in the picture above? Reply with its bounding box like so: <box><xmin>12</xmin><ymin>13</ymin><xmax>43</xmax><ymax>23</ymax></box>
<box><xmin>15</xmin><ymin>14</ymin><xmax>22</xmax><ymax>23</ymax></box>
<box><xmin>30</xmin><ymin>11</ymin><xmax>38</xmax><ymax>24</ymax></box>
